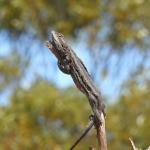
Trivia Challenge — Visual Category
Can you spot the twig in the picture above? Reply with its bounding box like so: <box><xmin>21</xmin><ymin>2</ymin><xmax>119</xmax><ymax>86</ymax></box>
<box><xmin>129</xmin><ymin>138</ymin><xmax>138</xmax><ymax>150</ymax></box>
<box><xmin>146</xmin><ymin>146</ymin><xmax>150</xmax><ymax>150</ymax></box>
<box><xmin>70</xmin><ymin>120</ymin><xmax>94</xmax><ymax>150</ymax></box>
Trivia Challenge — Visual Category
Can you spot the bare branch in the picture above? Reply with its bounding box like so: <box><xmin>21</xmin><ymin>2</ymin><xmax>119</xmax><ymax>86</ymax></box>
<box><xmin>47</xmin><ymin>31</ymin><xmax>107</xmax><ymax>150</ymax></box>
<box><xmin>129</xmin><ymin>138</ymin><xmax>138</xmax><ymax>150</ymax></box>
<box><xmin>96</xmin><ymin>113</ymin><xmax>107</xmax><ymax>150</ymax></box>
<box><xmin>70</xmin><ymin>120</ymin><xmax>94</xmax><ymax>150</ymax></box>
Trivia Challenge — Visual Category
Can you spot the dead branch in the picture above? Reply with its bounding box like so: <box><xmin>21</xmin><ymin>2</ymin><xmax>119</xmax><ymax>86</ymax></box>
<box><xmin>46</xmin><ymin>31</ymin><xmax>107</xmax><ymax>150</ymax></box>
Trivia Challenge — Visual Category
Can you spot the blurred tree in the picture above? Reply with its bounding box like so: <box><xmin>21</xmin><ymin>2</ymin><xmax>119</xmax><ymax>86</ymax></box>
<box><xmin>106</xmin><ymin>76</ymin><xmax>150</xmax><ymax>150</ymax></box>
<box><xmin>0</xmin><ymin>52</ymin><xmax>21</xmax><ymax>92</ymax></box>
<box><xmin>0</xmin><ymin>0</ymin><xmax>149</xmax><ymax>82</ymax></box>
<box><xmin>104</xmin><ymin>0</ymin><xmax>150</xmax><ymax>48</ymax></box>
<box><xmin>0</xmin><ymin>80</ymin><xmax>101</xmax><ymax>149</ymax></box>
<box><xmin>0</xmin><ymin>0</ymin><xmax>149</xmax><ymax>46</ymax></box>
<box><xmin>0</xmin><ymin>1</ymin><xmax>150</xmax><ymax>149</ymax></box>
<box><xmin>0</xmin><ymin>74</ymin><xmax>150</xmax><ymax>149</ymax></box>
<box><xmin>0</xmin><ymin>0</ymin><xmax>101</xmax><ymax>37</ymax></box>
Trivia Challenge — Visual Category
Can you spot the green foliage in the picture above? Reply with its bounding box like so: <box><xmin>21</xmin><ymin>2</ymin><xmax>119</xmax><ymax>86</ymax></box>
<box><xmin>0</xmin><ymin>81</ymin><xmax>98</xmax><ymax>149</ymax></box>
<box><xmin>106</xmin><ymin>81</ymin><xmax>150</xmax><ymax>149</ymax></box>
<box><xmin>106</xmin><ymin>0</ymin><xmax>150</xmax><ymax>48</ymax></box>
<box><xmin>0</xmin><ymin>0</ymin><xmax>149</xmax><ymax>83</ymax></box>
<box><xmin>1</xmin><ymin>79</ymin><xmax>150</xmax><ymax>149</ymax></box>
<box><xmin>0</xmin><ymin>0</ymin><xmax>149</xmax><ymax>48</ymax></box>
<box><xmin>0</xmin><ymin>0</ymin><xmax>101</xmax><ymax>37</ymax></box>
<box><xmin>0</xmin><ymin>53</ymin><xmax>21</xmax><ymax>91</ymax></box>
<box><xmin>0</xmin><ymin>1</ymin><xmax>150</xmax><ymax>149</ymax></box>
<box><xmin>0</xmin><ymin>55</ymin><xmax>150</xmax><ymax>149</ymax></box>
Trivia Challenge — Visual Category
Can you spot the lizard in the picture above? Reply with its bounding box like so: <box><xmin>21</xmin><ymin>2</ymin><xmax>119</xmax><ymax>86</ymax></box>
<box><xmin>46</xmin><ymin>30</ymin><xmax>105</xmax><ymax>128</ymax></box>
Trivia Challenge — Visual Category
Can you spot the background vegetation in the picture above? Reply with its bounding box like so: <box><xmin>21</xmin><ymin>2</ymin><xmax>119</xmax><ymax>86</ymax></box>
<box><xmin>0</xmin><ymin>0</ymin><xmax>150</xmax><ymax>149</ymax></box>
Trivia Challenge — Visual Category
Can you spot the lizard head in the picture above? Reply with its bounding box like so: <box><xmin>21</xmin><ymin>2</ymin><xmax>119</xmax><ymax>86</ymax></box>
<box><xmin>50</xmin><ymin>31</ymin><xmax>71</xmax><ymax>62</ymax></box>
<box><xmin>51</xmin><ymin>31</ymin><xmax>65</xmax><ymax>51</ymax></box>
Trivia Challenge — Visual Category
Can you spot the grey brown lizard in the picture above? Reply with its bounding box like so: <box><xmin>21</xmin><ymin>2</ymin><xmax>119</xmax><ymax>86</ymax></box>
<box><xmin>46</xmin><ymin>31</ymin><xmax>105</xmax><ymax>128</ymax></box>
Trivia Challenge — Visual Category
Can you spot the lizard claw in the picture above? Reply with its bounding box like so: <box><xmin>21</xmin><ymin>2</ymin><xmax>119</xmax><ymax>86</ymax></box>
<box><xmin>89</xmin><ymin>114</ymin><xmax>94</xmax><ymax>121</ymax></box>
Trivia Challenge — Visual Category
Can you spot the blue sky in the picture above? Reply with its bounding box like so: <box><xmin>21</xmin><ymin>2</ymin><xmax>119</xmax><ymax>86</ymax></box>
<box><xmin>0</xmin><ymin>31</ymin><xmax>148</xmax><ymax>105</ymax></box>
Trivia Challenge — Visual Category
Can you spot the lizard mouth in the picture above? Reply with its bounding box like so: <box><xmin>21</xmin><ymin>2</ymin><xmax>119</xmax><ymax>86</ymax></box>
<box><xmin>47</xmin><ymin>30</ymin><xmax>54</xmax><ymax>43</ymax></box>
<box><xmin>50</xmin><ymin>30</ymin><xmax>56</xmax><ymax>43</ymax></box>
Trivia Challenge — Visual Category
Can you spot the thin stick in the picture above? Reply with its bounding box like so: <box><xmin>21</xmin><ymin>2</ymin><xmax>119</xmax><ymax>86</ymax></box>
<box><xmin>129</xmin><ymin>138</ymin><xmax>138</xmax><ymax>150</ymax></box>
<box><xmin>70</xmin><ymin>120</ymin><xmax>94</xmax><ymax>150</ymax></box>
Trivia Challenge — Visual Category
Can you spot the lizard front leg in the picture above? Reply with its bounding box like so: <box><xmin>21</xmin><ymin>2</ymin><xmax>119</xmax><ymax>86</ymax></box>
<box><xmin>57</xmin><ymin>61</ymin><xmax>71</xmax><ymax>74</ymax></box>
<box><xmin>88</xmin><ymin>93</ymin><xmax>102</xmax><ymax>128</ymax></box>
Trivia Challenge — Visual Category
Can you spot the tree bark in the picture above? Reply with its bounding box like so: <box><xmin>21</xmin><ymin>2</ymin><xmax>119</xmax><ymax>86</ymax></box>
<box><xmin>96</xmin><ymin>113</ymin><xmax>107</xmax><ymax>150</ymax></box>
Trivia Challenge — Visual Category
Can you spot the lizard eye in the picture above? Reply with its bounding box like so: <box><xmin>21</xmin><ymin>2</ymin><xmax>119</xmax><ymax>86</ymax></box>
<box><xmin>58</xmin><ymin>33</ymin><xmax>63</xmax><ymax>37</ymax></box>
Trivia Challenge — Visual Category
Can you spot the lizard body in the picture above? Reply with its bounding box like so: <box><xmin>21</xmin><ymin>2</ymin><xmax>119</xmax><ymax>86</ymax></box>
<box><xmin>47</xmin><ymin>31</ymin><xmax>105</xmax><ymax>127</ymax></box>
